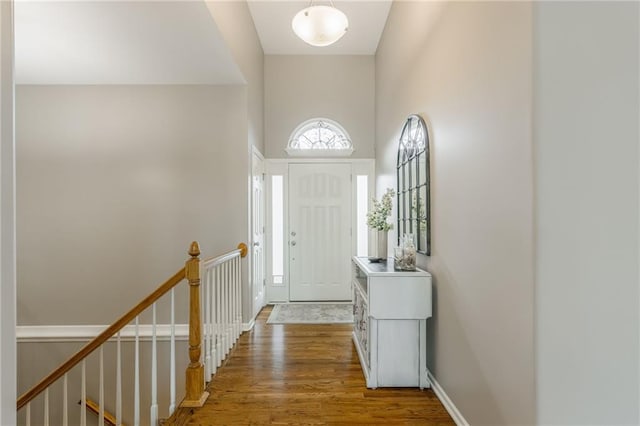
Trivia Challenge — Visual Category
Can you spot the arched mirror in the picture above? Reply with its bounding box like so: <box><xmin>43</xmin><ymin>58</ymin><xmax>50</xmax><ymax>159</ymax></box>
<box><xmin>396</xmin><ymin>114</ymin><xmax>430</xmax><ymax>255</ymax></box>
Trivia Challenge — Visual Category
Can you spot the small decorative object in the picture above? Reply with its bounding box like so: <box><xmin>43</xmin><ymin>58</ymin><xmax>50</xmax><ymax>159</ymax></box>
<box><xmin>395</xmin><ymin>234</ymin><xmax>417</xmax><ymax>271</ymax></box>
<box><xmin>366</xmin><ymin>188</ymin><xmax>395</xmax><ymax>261</ymax></box>
<box><xmin>393</xmin><ymin>246</ymin><xmax>403</xmax><ymax>270</ymax></box>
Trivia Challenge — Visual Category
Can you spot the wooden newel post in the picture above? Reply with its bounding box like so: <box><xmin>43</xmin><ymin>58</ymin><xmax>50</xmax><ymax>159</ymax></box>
<box><xmin>181</xmin><ymin>241</ymin><xmax>210</xmax><ymax>407</ymax></box>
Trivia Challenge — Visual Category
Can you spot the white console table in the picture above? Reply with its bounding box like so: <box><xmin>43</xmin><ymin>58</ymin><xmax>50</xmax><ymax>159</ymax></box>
<box><xmin>351</xmin><ymin>256</ymin><xmax>432</xmax><ymax>389</ymax></box>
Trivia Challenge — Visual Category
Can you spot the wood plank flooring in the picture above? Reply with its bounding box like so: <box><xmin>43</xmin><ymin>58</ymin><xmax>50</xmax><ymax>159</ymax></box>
<box><xmin>169</xmin><ymin>306</ymin><xmax>455</xmax><ymax>425</ymax></box>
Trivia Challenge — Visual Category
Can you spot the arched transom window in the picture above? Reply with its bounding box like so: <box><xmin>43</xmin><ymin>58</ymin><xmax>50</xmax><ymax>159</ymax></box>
<box><xmin>286</xmin><ymin>118</ymin><xmax>353</xmax><ymax>156</ymax></box>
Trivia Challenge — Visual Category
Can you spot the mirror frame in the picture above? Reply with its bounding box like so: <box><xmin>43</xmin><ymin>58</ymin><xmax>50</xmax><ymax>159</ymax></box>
<box><xmin>396</xmin><ymin>114</ymin><xmax>431</xmax><ymax>256</ymax></box>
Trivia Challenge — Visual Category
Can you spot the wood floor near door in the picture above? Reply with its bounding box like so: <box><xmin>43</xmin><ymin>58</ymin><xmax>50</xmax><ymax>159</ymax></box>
<box><xmin>169</xmin><ymin>306</ymin><xmax>455</xmax><ymax>425</ymax></box>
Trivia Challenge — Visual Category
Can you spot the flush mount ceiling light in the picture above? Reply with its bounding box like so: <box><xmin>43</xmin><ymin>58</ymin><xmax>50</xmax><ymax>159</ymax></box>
<box><xmin>291</xmin><ymin>1</ymin><xmax>349</xmax><ymax>47</ymax></box>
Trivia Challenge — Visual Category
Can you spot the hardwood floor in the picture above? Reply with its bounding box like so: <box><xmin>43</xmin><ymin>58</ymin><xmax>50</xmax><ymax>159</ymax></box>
<box><xmin>169</xmin><ymin>306</ymin><xmax>455</xmax><ymax>425</ymax></box>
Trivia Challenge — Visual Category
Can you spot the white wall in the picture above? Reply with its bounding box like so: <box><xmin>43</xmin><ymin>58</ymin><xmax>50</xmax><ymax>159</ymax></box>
<box><xmin>534</xmin><ymin>2</ymin><xmax>640</xmax><ymax>424</ymax></box>
<box><xmin>376</xmin><ymin>2</ymin><xmax>535</xmax><ymax>424</ymax></box>
<box><xmin>264</xmin><ymin>55</ymin><xmax>375</xmax><ymax>159</ymax></box>
<box><xmin>0</xmin><ymin>1</ymin><xmax>16</xmax><ymax>424</ymax></box>
<box><xmin>16</xmin><ymin>85</ymin><xmax>249</xmax><ymax>325</ymax></box>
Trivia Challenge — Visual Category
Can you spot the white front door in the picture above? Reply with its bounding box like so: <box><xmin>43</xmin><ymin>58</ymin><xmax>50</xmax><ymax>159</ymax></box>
<box><xmin>289</xmin><ymin>163</ymin><xmax>352</xmax><ymax>301</ymax></box>
<box><xmin>252</xmin><ymin>150</ymin><xmax>265</xmax><ymax>316</ymax></box>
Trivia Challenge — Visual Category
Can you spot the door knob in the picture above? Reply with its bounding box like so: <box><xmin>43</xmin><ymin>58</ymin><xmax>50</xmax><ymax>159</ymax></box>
<box><xmin>291</xmin><ymin>231</ymin><xmax>297</xmax><ymax>237</ymax></box>
<box><xmin>253</xmin><ymin>242</ymin><xmax>260</xmax><ymax>247</ymax></box>
<box><xmin>291</xmin><ymin>241</ymin><xmax>297</xmax><ymax>246</ymax></box>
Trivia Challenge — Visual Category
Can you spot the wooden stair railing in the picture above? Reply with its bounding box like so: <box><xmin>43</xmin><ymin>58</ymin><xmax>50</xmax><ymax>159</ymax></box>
<box><xmin>17</xmin><ymin>241</ymin><xmax>248</xmax><ymax>426</ymax></box>
<box><xmin>17</xmin><ymin>266</ymin><xmax>186</xmax><ymax>412</ymax></box>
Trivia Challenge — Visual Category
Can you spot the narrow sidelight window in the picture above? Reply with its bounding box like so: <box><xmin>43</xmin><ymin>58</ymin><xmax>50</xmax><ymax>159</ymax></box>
<box><xmin>271</xmin><ymin>175</ymin><xmax>284</xmax><ymax>285</ymax></box>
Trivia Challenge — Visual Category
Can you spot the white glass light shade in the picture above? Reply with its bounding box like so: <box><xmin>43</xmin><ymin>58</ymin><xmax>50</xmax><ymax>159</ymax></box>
<box><xmin>291</xmin><ymin>5</ymin><xmax>349</xmax><ymax>47</ymax></box>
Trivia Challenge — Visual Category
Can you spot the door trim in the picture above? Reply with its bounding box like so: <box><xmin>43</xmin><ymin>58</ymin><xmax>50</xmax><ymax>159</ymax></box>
<box><xmin>251</xmin><ymin>147</ymin><xmax>266</xmax><ymax>318</ymax></box>
<box><xmin>264</xmin><ymin>159</ymin><xmax>375</xmax><ymax>303</ymax></box>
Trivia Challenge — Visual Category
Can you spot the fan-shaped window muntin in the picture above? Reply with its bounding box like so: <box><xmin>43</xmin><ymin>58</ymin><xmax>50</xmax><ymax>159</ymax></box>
<box><xmin>286</xmin><ymin>118</ymin><xmax>353</xmax><ymax>156</ymax></box>
<box><xmin>397</xmin><ymin>114</ymin><xmax>431</xmax><ymax>255</ymax></box>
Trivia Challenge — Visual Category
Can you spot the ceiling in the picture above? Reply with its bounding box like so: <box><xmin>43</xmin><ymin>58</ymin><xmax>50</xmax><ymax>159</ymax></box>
<box><xmin>15</xmin><ymin>1</ymin><xmax>245</xmax><ymax>85</ymax></box>
<box><xmin>14</xmin><ymin>0</ymin><xmax>392</xmax><ymax>85</ymax></box>
<box><xmin>247</xmin><ymin>1</ymin><xmax>392</xmax><ymax>55</ymax></box>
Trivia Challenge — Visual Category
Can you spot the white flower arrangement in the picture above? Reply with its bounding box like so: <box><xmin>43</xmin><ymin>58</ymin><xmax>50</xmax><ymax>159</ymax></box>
<box><xmin>366</xmin><ymin>188</ymin><xmax>395</xmax><ymax>231</ymax></box>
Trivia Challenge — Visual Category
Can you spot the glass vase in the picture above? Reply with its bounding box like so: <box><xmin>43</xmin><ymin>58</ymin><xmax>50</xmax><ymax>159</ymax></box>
<box><xmin>401</xmin><ymin>233</ymin><xmax>417</xmax><ymax>271</ymax></box>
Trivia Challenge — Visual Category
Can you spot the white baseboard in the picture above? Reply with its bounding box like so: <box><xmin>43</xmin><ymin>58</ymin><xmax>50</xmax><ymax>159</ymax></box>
<box><xmin>269</xmin><ymin>301</ymin><xmax>352</xmax><ymax>305</ymax></box>
<box><xmin>427</xmin><ymin>370</ymin><xmax>469</xmax><ymax>426</ymax></box>
<box><xmin>242</xmin><ymin>320</ymin><xmax>255</xmax><ymax>331</ymax></box>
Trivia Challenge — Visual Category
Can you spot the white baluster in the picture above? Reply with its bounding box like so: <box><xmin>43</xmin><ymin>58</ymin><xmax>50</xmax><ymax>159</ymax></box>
<box><xmin>204</xmin><ymin>267</ymin><xmax>211</xmax><ymax>380</ymax></box>
<box><xmin>81</xmin><ymin>360</ymin><xmax>86</xmax><ymax>426</ymax></box>
<box><xmin>219</xmin><ymin>263</ymin><xmax>224</xmax><ymax>362</ymax></box>
<box><xmin>44</xmin><ymin>388</ymin><xmax>49</xmax><ymax>426</ymax></box>
<box><xmin>228</xmin><ymin>259</ymin><xmax>233</xmax><ymax>346</ymax></box>
<box><xmin>227</xmin><ymin>262</ymin><xmax>232</xmax><ymax>355</ymax></box>
<box><xmin>63</xmin><ymin>373</ymin><xmax>68</xmax><ymax>426</ymax></box>
<box><xmin>169</xmin><ymin>288</ymin><xmax>176</xmax><ymax>415</ymax></box>
<box><xmin>229</xmin><ymin>260</ymin><xmax>233</xmax><ymax>351</ymax></box>
<box><xmin>235</xmin><ymin>256</ymin><xmax>241</xmax><ymax>339</ymax></box>
<box><xmin>232</xmin><ymin>257</ymin><xmax>237</xmax><ymax>343</ymax></box>
<box><xmin>99</xmin><ymin>346</ymin><xmax>104</xmax><ymax>426</ymax></box>
<box><xmin>134</xmin><ymin>317</ymin><xmax>140</xmax><ymax>426</ymax></box>
<box><xmin>229</xmin><ymin>260</ymin><xmax>233</xmax><ymax>352</ymax></box>
<box><xmin>231</xmin><ymin>257</ymin><xmax>237</xmax><ymax>340</ymax></box>
<box><xmin>240</xmin><ymin>256</ymin><xmax>244</xmax><ymax>334</ymax></box>
<box><xmin>224</xmin><ymin>263</ymin><xmax>227</xmax><ymax>356</ymax></box>
<box><xmin>151</xmin><ymin>303</ymin><xmax>158</xmax><ymax>426</ymax></box>
<box><xmin>216</xmin><ymin>265</ymin><xmax>222</xmax><ymax>367</ymax></box>
<box><xmin>220</xmin><ymin>263</ymin><xmax>227</xmax><ymax>359</ymax></box>
<box><xmin>116</xmin><ymin>331</ymin><xmax>122</xmax><ymax>426</ymax></box>
<box><xmin>238</xmin><ymin>256</ymin><xmax>243</xmax><ymax>337</ymax></box>
<box><xmin>222</xmin><ymin>262</ymin><xmax>231</xmax><ymax>359</ymax></box>
<box><xmin>210</xmin><ymin>267</ymin><xmax>217</xmax><ymax>376</ymax></box>
<box><xmin>230</xmin><ymin>259</ymin><xmax>235</xmax><ymax>349</ymax></box>
<box><xmin>229</xmin><ymin>261</ymin><xmax>234</xmax><ymax>355</ymax></box>
<box><xmin>25</xmin><ymin>402</ymin><xmax>30</xmax><ymax>426</ymax></box>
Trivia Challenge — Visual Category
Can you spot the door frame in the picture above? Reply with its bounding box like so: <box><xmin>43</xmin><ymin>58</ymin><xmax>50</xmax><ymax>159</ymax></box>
<box><xmin>251</xmin><ymin>147</ymin><xmax>266</xmax><ymax>318</ymax></box>
<box><xmin>264</xmin><ymin>158</ymin><xmax>375</xmax><ymax>303</ymax></box>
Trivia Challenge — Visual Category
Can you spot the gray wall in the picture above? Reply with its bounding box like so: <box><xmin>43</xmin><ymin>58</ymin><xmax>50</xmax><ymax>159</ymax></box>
<box><xmin>534</xmin><ymin>2</ymin><xmax>640</xmax><ymax>424</ymax></box>
<box><xmin>0</xmin><ymin>1</ymin><xmax>16</xmax><ymax>423</ymax></box>
<box><xmin>206</xmin><ymin>0</ymin><xmax>264</xmax><ymax>155</ymax></box>
<box><xmin>264</xmin><ymin>55</ymin><xmax>375</xmax><ymax>158</ymax></box>
<box><xmin>206</xmin><ymin>1</ymin><xmax>265</xmax><ymax>321</ymax></box>
<box><xmin>17</xmin><ymin>85</ymin><xmax>249</xmax><ymax>325</ymax></box>
<box><xmin>376</xmin><ymin>2</ymin><xmax>535</xmax><ymax>424</ymax></box>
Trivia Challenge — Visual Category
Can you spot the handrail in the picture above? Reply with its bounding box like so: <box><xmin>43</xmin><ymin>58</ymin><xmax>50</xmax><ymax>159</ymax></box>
<box><xmin>202</xmin><ymin>243</ymin><xmax>248</xmax><ymax>267</ymax></box>
<box><xmin>17</xmin><ymin>267</ymin><xmax>187</xmax><ymax>410</ymax></box>
<box><xmin>202</xmin><ymin>243</ymin><xmax>249</xmax><ymax>268</ymax></box>
<box><xmin>202</xmin><ymin>249</ymin><xmax>240</xmax><ymax>268</ymax></box>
